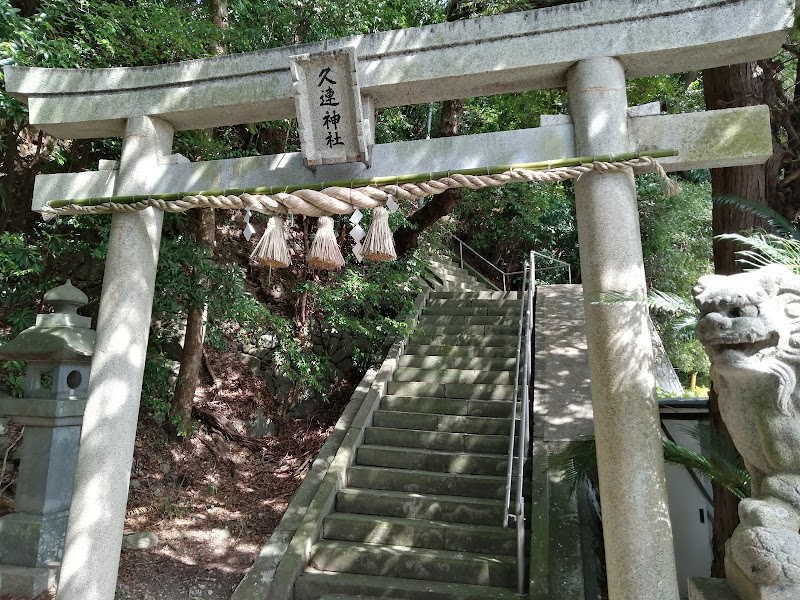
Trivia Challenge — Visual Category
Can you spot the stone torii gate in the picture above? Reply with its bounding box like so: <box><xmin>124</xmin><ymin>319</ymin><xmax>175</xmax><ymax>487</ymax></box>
<box><xmin>3</xmin><ymin>1</ymin><xmax>793</xmax><ymax>599</ymax></box>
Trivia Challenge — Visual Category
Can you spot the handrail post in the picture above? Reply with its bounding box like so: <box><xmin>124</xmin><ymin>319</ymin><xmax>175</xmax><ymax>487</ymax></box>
<box><xmin>459</xmin><ymin>241</ymin><xmax>464</xmax><ymax>269</ymax></box>
<box><xmin>503</xmin><ymin>261</ymin><xmax>529</xmax><ymax>528</ymax></box>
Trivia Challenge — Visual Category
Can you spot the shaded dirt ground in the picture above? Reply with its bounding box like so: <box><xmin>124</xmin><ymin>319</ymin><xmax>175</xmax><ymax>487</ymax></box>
<box><xmin>0</xmin><ymin>348</ymin><xmax>352</xmax><ymax>600</ymax></box>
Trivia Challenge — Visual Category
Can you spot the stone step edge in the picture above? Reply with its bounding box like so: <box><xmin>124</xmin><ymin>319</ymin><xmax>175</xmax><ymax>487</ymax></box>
<box><xmin>294</xmin><ymin>571</ymin><xmax>521</xmax><ymax>600</ymax></box>
<box><xmin>308</xmin><ymin>540</ymin><xmax>516</xmax><ymax>587</ymax></box>
<box><xmin>310</xmin><ymin>539</ymin><xmax>512</xmax><ymax>566</ymax></box>
<box><xmin>323</xmin><ymin>511</ymin><xmax>518</xmax><ymax>538</ymax></box>
<box><xmin>379</xmin><ymin>395</ymin><xmax>518</xmax><ymax>417</ymax></box>
<box><xmin>321</xmin><ymin>513</ymin><xmax>520</xmax><ymax>557</ymax></box>
<box><xmin>358</xmin><ymin>444</ymin><xmax>515</xmax><ymax>462</ymax></box>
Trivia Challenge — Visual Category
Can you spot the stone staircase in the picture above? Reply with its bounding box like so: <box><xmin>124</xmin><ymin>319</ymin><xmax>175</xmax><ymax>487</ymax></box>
<box><xmin>293</xmin><ymin>256</ymin><xmax>531</xmax><ymax>600</ymax></box>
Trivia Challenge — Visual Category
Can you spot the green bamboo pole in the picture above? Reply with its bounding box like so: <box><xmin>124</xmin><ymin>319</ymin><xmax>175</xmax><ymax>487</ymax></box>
<box><xmin>48</xmin><ymin>149</ymin><xmax>677</xmax><ymax>209</ymax></box>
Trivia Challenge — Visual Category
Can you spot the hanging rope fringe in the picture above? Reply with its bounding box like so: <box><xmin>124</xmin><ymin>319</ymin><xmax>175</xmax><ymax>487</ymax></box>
<box><xmin>41</xmin><ymin>155</ymin><xmax>680</xmax><ymax>221</ymax></box>
<box><xmin>307</xmin><ymin>216</ymin><xmax>345</xmax><ymax>270</ymax></box>
<box><xmin>250</xmin><ymin>216</ymin><xmax>291</xmax><ymax>268</ymax></box>
<box><xmin>362</xmin><ymin>206</ymin><xmax>396</xmax><ymax>261</ymax></box>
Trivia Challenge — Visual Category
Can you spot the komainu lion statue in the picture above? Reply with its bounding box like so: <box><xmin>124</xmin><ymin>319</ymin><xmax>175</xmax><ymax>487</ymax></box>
<box><xmin>694</xmin><ymin>265</ymin><xmax>800</xmax><ymax>596</ymax></box>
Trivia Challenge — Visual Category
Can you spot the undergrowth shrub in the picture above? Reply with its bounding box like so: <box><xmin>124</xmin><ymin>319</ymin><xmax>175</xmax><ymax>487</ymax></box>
<box><xmin>296</xmin><ymin>254</ymin><xmax>424</xmax><ymax>371</ymax></box>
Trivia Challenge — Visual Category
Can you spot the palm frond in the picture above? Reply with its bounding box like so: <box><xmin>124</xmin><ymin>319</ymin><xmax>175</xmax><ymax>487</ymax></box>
<box><xmin>647</xmin><ymin>290</ymin><xmax>697</xmax><ymax>316</ymax></box>
<box><xmin>714</xmin><ymin>195</ymin><xmax>800</xmax><ymax>240</ymax></box>
<box><xmin>549</xmin><ymin>436</ymin><xmax>597</xmax><ymax>496</ymax></box>
<box><xmin>663</xmin><ymin>431</ymin><xmax>749</xmax><ymax>500</ymax></box>
<box><xmin>717</xmin><ymin>233</ymin><xmax>800</xmax><ymax>274</ymax></box>
<box><xmin>550</xmin><ymin>426</ymin><xmax>750</xmax><ymax>500</ymax></box>
<box><xmin>667</xmin><ymin>314</ymin><xmax>699</xmax><ymax>339</ymax></box>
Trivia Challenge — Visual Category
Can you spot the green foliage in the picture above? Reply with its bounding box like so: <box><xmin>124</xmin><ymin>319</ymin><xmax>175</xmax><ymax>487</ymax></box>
<box><xmin>297</xmin><ymin>255</ymin><xmax>423</xmax><ymax>370</ymax></box>
<box><xmin>453</xmin><ymin>182</ymin><xmax>577</xmax><ymax>283</ymax></box>
<box><xmin>266</xmin><ymin>312</ymin><xmax>328</xmax><ymax>396</ymax></box>
<box><xmin>463</xmin><ymin>89</ymin><xmax>567</xmax><ymax>134</ymax></box>
<box><xmin>1</xmin><ymin>360</ymin><xmax>25</xmax><ymax>398</ymax></box>
<box><xmin>0</xmin><ymin>232</ymin><xmax>44</xmax><ymax>333</ymax></box>
<box><xmin>223</xmin><ymin>0</ymin><xmax>442</xmax><ymax>53</ymax></box>
<box><xmin>638</xmin><ymin>174</ymin><xmax>712</xmax><ymax>381</ymax></box>
<box><xmin>627</xmin><ymin>73</ymin><xmax>704</xmax><ymax>115</ymax></box>
<box><xmin>17</xmin><ymin>0</ymin><xmax>220</xmax><ymax>68</ymax></box>
<box><xmin>143</xmin><ymin>224</ymin><xmax>273</xmax><ymax>418</ymax></box>
<box><xmin>639</xmin><ymin>174</ymin><xmax>713</xmax><ymax>294</ymax></box>
<box><xmin>141</xmin><ymin>349</ymin><xmax>178</xmax><ymax>420</ymax></box>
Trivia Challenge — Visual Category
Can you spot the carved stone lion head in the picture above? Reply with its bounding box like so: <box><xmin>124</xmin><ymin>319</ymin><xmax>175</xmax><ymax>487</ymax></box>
<box><xmin>695</xmin><ymin>265</ymin><xmax>800</xmax><ymax>367</ymax></box>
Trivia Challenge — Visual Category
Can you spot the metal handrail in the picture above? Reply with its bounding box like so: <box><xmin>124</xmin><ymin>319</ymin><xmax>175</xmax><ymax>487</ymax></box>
<box><xmin>503</xmin><ymin>251</ymin><xmax>535</xmax><ymax>596</ymax></box>
<box><xmin>450</xmin><ymin>234</ymin><xmax>571</xmax><ymax>291</ymax></box>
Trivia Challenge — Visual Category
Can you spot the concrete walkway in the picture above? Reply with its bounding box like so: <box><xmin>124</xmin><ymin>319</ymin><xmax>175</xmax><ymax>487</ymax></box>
<box><xmin>533</xmin><ymin>285</ymin><xmax>594</xmax><ymax>443</ymax></box>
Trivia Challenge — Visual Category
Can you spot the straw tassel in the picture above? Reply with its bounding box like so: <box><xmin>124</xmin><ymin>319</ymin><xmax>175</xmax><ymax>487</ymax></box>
<box><xmin>308</xmin><ymin>216</ymin><xmax>344</xmax><ymax>270</ymax></box>
<box><xmin>250</xmin><ymin>216</ymin><xmax>291</xmax><ymax>268</ymax></box>
<box><xmin>362</xmin><ymin>206</ymin><xmax>396</xmax><ymax>261</ymax></box>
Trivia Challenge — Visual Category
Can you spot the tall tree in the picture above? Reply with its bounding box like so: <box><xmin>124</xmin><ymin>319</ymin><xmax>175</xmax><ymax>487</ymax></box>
<box><xmin>702</xmin><ymin>61</ymin><xmax>771</xmax><ymax>577</ymax></box>
<box><xmin>169</xmin><ymin>0</ymin><xmax>225</xmax><ymax>434</ymax></box>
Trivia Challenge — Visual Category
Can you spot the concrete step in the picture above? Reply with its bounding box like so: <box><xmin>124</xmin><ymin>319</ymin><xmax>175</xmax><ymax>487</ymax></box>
<box><xmin>295</xmin><ymin>571</ymin><xmax>522</xmax><ymax>600</ymax></box>
<box><xmin>408</xmin><ymin>334</ymin><xmax>519</xmax><ymax>347</ymax></box>
<box><xmin>431</xmin><ymin>282</ymin><xmax>488</xmax><ymax>292</ymax></box>
<box><xmin>391</xmin><ymin>367</ymin><xmax>514</xmax><ymax>385</ymax></box>
<box><xmin>335</xmin><ymin>488</ymin><xmax>507</xmax><ymax>525</ymax></box>
<box><xmin>431</xmin><ymin>268</ymin><xmax>481</xmax><ymax>280</ymax></box>
<box><xmin>418</xmin><ymin>314</ymin><xmax>519</xmax><ymax>326</ymax></box>
<box><xmin>364</xmin><ymin>427</ymin><xmax>510</xmax><ymax>453</ymax></box>
<box><xmin>427</xmin><ymin>259</ymin><xmax>466</xmax><ymax>272</ymax></box>
<box><xmin>428</xmin><ymin>264</ymin><xmax>480</xmax><ymax>280</ymax></box>
<box><xmin>380</xmin><ymin>395</ymin><xmax>516</xmax><ymax>418</ymax></box>
<box><xmin>347</xmin><ymin>465</ymin><xmax>514</xmax><ymax>499</ymax></box>
<box><xmin>429</xmin><ymin>291</ymin><xmax>521</xmax><ymax>300</ymax></box>
<box><xmin>387</xmin><ymin>381</ymin><xmax>516</xmax><ymax>400</ymax></box>
<box><xmin>422</xmin><ymin>305</ymin><xmax>520</xmax><ymax>318</ymax></box>
<box><xmin>403</xmin><ymin>344</ymin><xmax>517</xmax><ymax>358</ymax></box>
<box><xmin>415</xmin><ymin>324</ymin><xmax>519</xmax><ymax>336</ymax></box>
<box><xmin>371</xmin><ymin>411</ymin><xmax>512</xmax><ymax>435</ymax></box>
<box><xmin>357</xmin><ymin>445</ymin><xmax>510</xmax><ymax>475</ymax></box>
<box><xmin>398</xmin><ymin>355</ymin><xmax>517</xmax><ymax>370</ymax></box>
<box><xmin>322</xmin><ymin>513</ymin><xmax>517</xmax><ymax>555</ymax></box>
<box><xmin>308</xmin><ymin>540</ymin><xmax>516</xmax><ymax>588</ymax></box>
<box><xmin>426</xmin><ymin>298</ymin><xmax>521</xmax><ymax>309</ymax></box>
<box><xmin>427</xmin><ymin>258</ymin><xmax>460</xmax><ymax>270</ymax></box>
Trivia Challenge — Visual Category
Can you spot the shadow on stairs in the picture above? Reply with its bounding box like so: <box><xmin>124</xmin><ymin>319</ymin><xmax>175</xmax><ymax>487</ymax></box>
<box><xmin>231</xmin><ymin>257</ymin><xmax>598</xmax><ymax>600</ymax></box>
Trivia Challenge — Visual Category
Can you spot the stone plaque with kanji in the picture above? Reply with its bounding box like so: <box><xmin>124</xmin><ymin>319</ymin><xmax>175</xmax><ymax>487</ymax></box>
<box><xmin>290</xmin><ymin>47</ymin><xmax>369</xmax><ymax>168</ymax></box>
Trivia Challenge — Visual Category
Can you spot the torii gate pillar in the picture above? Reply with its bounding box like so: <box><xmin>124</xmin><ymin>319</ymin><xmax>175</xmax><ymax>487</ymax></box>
<box><xmin>56</xmin><ymin>116</ymin><xmax>172</xmax><ymax>600</ymax></box>
<box><xmin>569</xmin><ymin>57</ymin><xmax>679</xmax><ymax>599</ymax></box>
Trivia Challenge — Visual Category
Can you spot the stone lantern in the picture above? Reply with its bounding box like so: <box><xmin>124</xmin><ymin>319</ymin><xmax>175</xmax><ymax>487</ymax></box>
<box><xmin>0</xmin><ymin>280</ymin><xmax>94</xmax><ymax>597</ymax></box>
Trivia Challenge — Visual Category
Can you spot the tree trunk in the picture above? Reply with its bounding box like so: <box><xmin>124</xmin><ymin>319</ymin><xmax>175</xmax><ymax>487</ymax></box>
<box><xmin>394</xmin><ymin>98</ymin><xmax>465</xmax><ymax>255</ymax></box>
<box><xmin>702</xmin><ymin>62</ymin><xmax>767</xmax><ymax>577</ymax></box>
<box><xmin>10</xmin><ymin>0</ymin><xmax>40</xmax><ymax>18</ymax></box>
<box><xmin>704</xmin><ymin>63</ymin><xmax>767</xmax><ymax>276</ymax></box>
<box><xmin>169</xmin><ymin>0</ymin><xmax>226</xmax><ymax>434</ymax></box>
<box><xmin>0</xmin><ymin>125</ymin><xmax>19</xmax><ymax>235</ymax></box>
<box><xmin>171</xmin><ymin>208</ymin><xmax>216</xmax><ymax>434</ymax></box>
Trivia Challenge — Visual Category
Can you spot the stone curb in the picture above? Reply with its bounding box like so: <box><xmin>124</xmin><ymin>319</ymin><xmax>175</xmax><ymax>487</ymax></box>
<box><xmin>230</xmin><ymin>285</ymin><xmax>431</xmax><ymax>600</ymax></box>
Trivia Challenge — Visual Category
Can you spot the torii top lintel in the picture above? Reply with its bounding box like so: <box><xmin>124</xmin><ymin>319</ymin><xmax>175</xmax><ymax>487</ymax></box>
<box><xmin>3</xmin><ymin>0</ymin><xmax>793</xmax><ymax>140</ymax></box>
